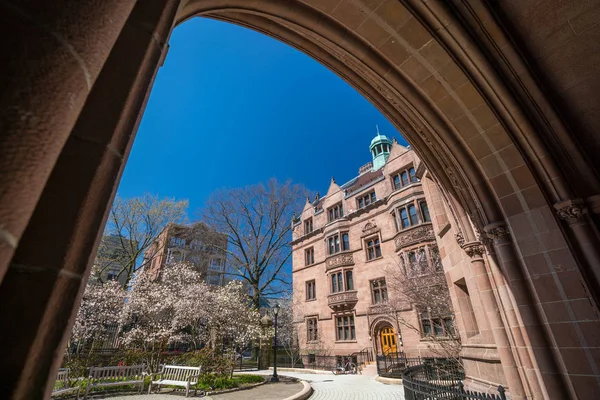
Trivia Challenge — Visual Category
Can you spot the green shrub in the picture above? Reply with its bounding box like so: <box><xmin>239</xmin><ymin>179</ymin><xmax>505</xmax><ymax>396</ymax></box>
<box><xmin>196</xmin><ymin>374</ymin><xmax>264</xmax><ymax>391</ymax></box>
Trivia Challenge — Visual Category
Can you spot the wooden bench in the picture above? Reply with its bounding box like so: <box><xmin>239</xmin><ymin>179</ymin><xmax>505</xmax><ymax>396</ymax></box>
<box><xmin>148</xmin><ymin>365</ymin><xmax>203</xmax><ymax>397</ymax></box>
<box><xmin>52</xmin><ymin>368</ymin><xmax>83</xmax><ymax>398</ymax></box>
<box><xmin>84</xmin><ymin>365</ymin><xmax>146</xmax><ymax>399</ymax></box>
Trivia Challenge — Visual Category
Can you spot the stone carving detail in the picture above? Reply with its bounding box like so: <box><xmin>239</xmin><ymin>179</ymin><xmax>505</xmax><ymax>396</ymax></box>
<box><xmin>474</xmin><ymin>226</ymin><xmax>492</xmax><ymax>246</ymax></box>
<box><xmin>455</xmin><ymin>231</ymin><xmax>465</xmax><ymax>247</ymax></box>
<box><xmin>328</xmin><ymin>290</ymin><xmax>358</xmax><ymax>310</ymax></box>
<box><xmin>326</xmin><ymin>253</ymin><xmax>354</xmax><ymax>270</ymax></box>
<box><xmin>463</xmin><ymin>243</ymin><xmax>486</xmax><ymax>259</ymax></box>
<box><xmin>446</xmin><ymin>168</ymin><xmax>460</xmax><ymax>188</ymax></box>
<box><xmin>394</xmin><ymin>225</ymin><xmax>435</xmax><ymax>250</ymax></box>
<box><xmin>555</xmin><ymin>201</ymin><xmax>588</xmax><ymax>223</ymax></box>
<box><xmin>486</xmin><ymin>226</ymin><xmax>510</xmax><ymax>240</ymax></box>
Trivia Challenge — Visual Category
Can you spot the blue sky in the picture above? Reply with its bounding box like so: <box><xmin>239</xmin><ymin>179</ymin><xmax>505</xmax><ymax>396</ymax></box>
<box><xmin>117</xmin><ymin>17</ymin><xmax>408</xmax><ymax>214</ymax></box>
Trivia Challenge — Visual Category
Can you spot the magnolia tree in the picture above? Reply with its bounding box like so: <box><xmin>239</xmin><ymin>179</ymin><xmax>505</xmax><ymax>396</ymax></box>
<box><xmin>120</xmin><ymin>263</ymin><xmax>263</xmax><ymax>371</ymax></box>
<box><xmin>120</xmin><ymin>263</ymin><xmax>209</xmax><ymax>367</ymax></box>
<box><xmin>208</xmin><ymin>281</ymin><xmax>264</xmax><ymax>352</ymax></box>
<box><xmin>69</xmin><ymin>280</ymin><xmax>125</xmax><ymax>355</ymax></box>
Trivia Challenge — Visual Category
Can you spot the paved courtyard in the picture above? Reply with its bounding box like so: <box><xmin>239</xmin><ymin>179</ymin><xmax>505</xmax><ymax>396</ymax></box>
<box><xmin>249</xmin><ymin>370</ymin><xmax>405</xmax><ymax>400</ymax></box>
<box><xmin>98</xmin><ymin>371</ymin><xmax>405</xmax><ymax>400</ymax></box>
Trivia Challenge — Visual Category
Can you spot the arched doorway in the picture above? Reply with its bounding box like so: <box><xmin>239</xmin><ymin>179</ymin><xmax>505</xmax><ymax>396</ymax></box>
<box><xmin>2</xmin><ymin>1</ymin><xmax>600</xmax><ymax>399</ymax></box>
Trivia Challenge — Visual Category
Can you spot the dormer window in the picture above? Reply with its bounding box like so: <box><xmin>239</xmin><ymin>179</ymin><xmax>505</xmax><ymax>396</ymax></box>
<box><xmin>357</xmin><ymin>191</ymin><xmax>377</xmax><ymax>209</ymax></box>
<box><xmin>328</xmin><ymin>203</ymin><xmax>344</xmax><ymax>222</ymax></box>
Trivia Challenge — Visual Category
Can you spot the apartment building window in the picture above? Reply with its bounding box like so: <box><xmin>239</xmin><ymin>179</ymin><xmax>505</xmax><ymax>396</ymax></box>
<box><xmin>345</xmin><ymin>270</ymin><xmax>354</xmax><ymax>290</ymax></box>
<box><xmin>170</xmin><ymin>236</ymin><xmax>186</xmax><ymax>248</ymax></box>
<box><xmin>393</xmin><ymin>174</ymin><xmax>401</xmax><ymax>190</ymax></box>
<box><xmin>392</xmin><ymin>166</ymin><xmax>419</xmax><ymax>190</ymax></box>
<box><xmin>409</xmin><ymin>204</ymin><xmax>419</xmax><ymax>225</ymax></box>
<box><xmin>420</xmin><ymin>202</ymin><xmax>431</xmax><ymax>223</ymax></box>
<box><xmin>331</xmin><ymin>270</ymin><xmax>353</xmax><ymax>293</ymax></box>
<box><xmin>331</xmin><ymin>272</ymin><xmax>343</xmax><ymax>293</ymax></box>
<box><xmin>396</xmin><ymin>202</ymin><xmax>421</xmax><ymax>230</ymax></box>
<box><xmin>327</xmin><ymin>232</ymin><xmax>349</xmax><ymax>255</ymax></box>
<box><xmin>420</xmin><ymin>310</ymin><xmax>454</xmax><ymax>337</ymax></box>
<box><xmin>305</xmin><ymin>247</ymin><xmax>315</xmax><ymax>266</ymax></box>
<box><xmin>409</xmin><ymin>167</ymin><xmax>418</xmax><ymax>182</ymax></box>
<box><xmin>328</xmin><ymin>203</ymin><xmax>344</xmax><ymax>222</ymax></box>
<box><xmin>400</xmin><ymin>208</ymin><xmax>410</xmax><ymax>229</ymax></box>
<box><xmin>371</xmin><ymin>278</ymin><xmax>388</xmax><ymax>304</ymax></box>
<box><xmin>209</xmin><ymin>258</ymin><xmax>224</xmax><ymax>271</ymax></box>
<box><xmin>366</xmin><ymin>237</ymin><xmax>382</xmax><ymax>260</ymax></box>
<box><xmin>357</xmin><ymin>191</ymin><xmax>377</xmax><ymax>209</ymax></box>
<box><xmin>307</xmin><ymin>318</ymin><xmax>318</xmax><ymax>342</ymax></box>
<box><xmin>401</xmin><ymin>171</ymin><xmax>410</xmax><ymax>186</ymax></box>
<box><xmin>304</xmin><ymin>218</ymin><xmax>313</xmax><ymax>234</ymax></box>
<box><xmin>306</xmin><ymin>280</ymin><xmax>316</xmax><ymax>301</ymax></box>
<box><xmin>403</xmin><ymin>248</ymin><xmax>430</xmax><ymax>276</ymax></box>
<box><xmin>336</xmin><ymin>315</ymin><xmax>356</xmax><ymax>341</ymax></box>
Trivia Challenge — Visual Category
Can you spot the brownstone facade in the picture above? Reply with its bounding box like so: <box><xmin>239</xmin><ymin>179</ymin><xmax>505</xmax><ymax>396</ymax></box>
<box><xmin>144</xmin><ymin>223</ymin><xmax>228</xmax><ymax>286</ymax></box>
<box><xmin>1</xmin><ymin>1</ymin><xmax>600</xmax><ymax>399</ymax></box>
<box><xmin>292</xmin><ymin>138</ymin><xmax>451</xmax><ymax>360</ymax></box>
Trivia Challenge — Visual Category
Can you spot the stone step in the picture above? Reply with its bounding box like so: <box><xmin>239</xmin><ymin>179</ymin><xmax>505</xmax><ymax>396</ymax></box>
<box><xmin>361</xmin><ymin>364</ymin><xmax>378</xmax><ymax>376</ymax></box>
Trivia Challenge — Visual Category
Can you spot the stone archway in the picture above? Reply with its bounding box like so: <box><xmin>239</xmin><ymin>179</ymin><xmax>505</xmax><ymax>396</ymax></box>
<box><xmin>370</xmin><ymin>316</ymin><xmax>401</xmax><ymax>356</ymax></box>
<box><xmin>1</xmin><ymin>1</ymin><xmax>600</xmax><ymax>399</ymax></box>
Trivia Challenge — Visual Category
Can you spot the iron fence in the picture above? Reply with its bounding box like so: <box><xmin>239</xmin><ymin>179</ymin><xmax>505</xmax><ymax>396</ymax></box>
<box><xmin>403</xmin><ymin>364</ymin><xmax>506</xmax><ymax>400</ymax></box>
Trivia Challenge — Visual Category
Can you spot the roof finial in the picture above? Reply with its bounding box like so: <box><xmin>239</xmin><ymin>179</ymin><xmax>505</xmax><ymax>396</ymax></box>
<box><xmin>376</xmin><ymin>124</ymin><xmax>380</xmax><ymax>135</ymax></box>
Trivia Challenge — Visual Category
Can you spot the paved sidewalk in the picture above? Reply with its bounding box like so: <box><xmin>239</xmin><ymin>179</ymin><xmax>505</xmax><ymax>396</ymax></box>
<box><xmin>248</xmin><ymin>370</ymin><xmax>406</xmax><ymax>400</ymax></box>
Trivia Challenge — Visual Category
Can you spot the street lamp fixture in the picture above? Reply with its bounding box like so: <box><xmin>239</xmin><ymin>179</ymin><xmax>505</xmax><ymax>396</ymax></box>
<box><xmin>271</xmin><ymin>304</ymin><xmax>280</xmax><ymax>382</ymax></box>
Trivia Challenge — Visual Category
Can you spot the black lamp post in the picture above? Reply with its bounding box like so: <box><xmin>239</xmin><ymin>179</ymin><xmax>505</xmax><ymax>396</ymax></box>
<box><xmin>271</xmin><ymin>304</ymin><xmax>280</xmax><ymax>382</ymax></box>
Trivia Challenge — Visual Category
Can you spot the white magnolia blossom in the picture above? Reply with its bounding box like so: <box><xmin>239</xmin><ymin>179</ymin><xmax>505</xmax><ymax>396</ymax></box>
<box><xmin>207</xmin><ymin>280</ymin><xmax>263</xmax><ymax>349</ymax></box>
<box><xmin>120</xmin><ymin>263</ymin><xmax>262</xmax><ymax>351</ymax></box>
<box><xmin>71</xmin><ymin>280</ymin><xmax>125</xmax><ymax>343</ymax></box>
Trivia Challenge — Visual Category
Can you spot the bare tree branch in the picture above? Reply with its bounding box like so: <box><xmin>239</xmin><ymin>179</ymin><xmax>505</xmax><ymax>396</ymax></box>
<box><xmin>201</xmin><ymin>179</ymin><xmax>311</xmax><ymax>308</ymax></box>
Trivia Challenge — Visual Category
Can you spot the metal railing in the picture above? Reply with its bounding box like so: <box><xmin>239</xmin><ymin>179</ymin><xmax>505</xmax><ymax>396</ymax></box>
<box><xmin>403</xmin><ymin>363</ymin><xmax>506</xmax><ymax>400</ymax></box>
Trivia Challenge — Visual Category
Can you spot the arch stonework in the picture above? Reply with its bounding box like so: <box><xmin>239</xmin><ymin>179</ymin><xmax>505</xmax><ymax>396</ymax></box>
<box><xmin>0</xmin><ymin>1</ymin><xmax>599</xmax><ymax>398</ymax></box>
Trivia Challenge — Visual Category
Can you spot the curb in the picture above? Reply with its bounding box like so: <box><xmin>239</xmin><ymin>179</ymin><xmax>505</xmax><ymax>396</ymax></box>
<box><xmin>282</xmin><ymin>380</ymin><xmax>313</xmax><ymax>400</ymax></box>
<box><xmin>375</xmin><ymin>375</ymin><xmax>403</xmax><ymax>385</ymax></box>
<box><xmin>269</xmin><ymin>367</ymin><xmax>333</xmax><ymax>375</ymax></box>
<box><xmin>205</xmin><ymin>377</ymin><xmax>268</xmax><ymax>396</ymax></box>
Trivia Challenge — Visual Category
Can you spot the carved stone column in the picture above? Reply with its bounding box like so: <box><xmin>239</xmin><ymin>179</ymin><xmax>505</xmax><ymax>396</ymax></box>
<box><xmin>554</xmin><ymin>199</ymin><xmax>600</xmax><ymax>304</ymax></box>
<box><xmin>485</xmin><ymin>223</ymin><xmax>566</xmax><ymax>399</ymax></box>
<box><xmin>461</xmin><ymin>241</ymin><xmax>527</xmax><ymax>399</ymax></box>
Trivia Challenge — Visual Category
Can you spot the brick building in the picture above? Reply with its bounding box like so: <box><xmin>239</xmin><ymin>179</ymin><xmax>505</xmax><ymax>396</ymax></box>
<box><xmin>144</xmin><ymin>222</ymin><xmax>228</xmax><ymax>286</ymax></box>
<box><xmin>292</xmin><ymin>131</ymin><xmax>452</xmax><ymax>359</ymax></box>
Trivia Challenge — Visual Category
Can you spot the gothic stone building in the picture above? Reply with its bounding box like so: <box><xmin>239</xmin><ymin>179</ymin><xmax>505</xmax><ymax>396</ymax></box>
<box><xmin>292</xmin><ymin>133</ymin><xmax>452</xmax><ymax>359</ymax></box>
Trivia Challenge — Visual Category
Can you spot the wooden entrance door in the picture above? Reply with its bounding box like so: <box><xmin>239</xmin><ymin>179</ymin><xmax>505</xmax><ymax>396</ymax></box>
<box><xmin>380</xmin><ymin>327</ymin><xmax>397</xmax><ymax>355</ymax></box>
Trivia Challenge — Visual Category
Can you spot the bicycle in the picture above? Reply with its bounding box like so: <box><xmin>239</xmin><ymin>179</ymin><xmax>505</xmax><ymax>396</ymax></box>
<box><xmin>332</xmin><ymin>358</ymin><xmax>358</xmax><ymax>375</ymax></box>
